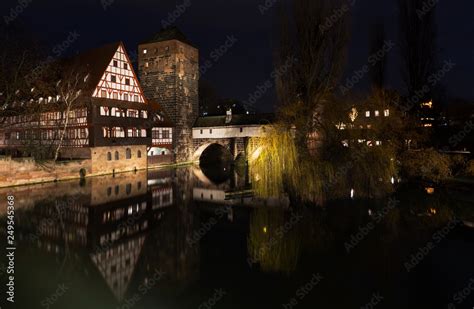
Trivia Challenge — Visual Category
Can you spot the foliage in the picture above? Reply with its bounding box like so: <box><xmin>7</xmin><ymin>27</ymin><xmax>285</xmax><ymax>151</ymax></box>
<box><xmin>400</xmin><ymin>149</ymin><xmax>451</xmax><ymax>183</ymax></box>
<box><xmin>466</xmin><ymin>160</ymin><xmax>474</xmax><ymax>177</ymax></box>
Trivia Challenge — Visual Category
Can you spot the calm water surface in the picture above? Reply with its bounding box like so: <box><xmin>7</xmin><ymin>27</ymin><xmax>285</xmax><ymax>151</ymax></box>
<box><xmin>1</xmin><ymin>166</ymin><xmax>473</xmax><ymax>309</ymax></box>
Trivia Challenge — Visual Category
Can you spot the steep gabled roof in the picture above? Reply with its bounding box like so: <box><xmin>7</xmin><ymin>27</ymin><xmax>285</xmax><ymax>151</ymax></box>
<box><xmin>64</xmin><ymin>42</ymin><xmax>121</xmax><ymax>97</ymax></box>
<box><xmin>141</xmin><ymin>27</ymin><xmax>195</xmax><ymax>47</ymax></box>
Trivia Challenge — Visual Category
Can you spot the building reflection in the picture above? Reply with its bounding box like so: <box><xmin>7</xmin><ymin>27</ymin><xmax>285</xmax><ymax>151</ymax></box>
<box><xmin>7</xmin><ymin>169</ymin><xmax>199</xmax><ymax>303</ymax></box>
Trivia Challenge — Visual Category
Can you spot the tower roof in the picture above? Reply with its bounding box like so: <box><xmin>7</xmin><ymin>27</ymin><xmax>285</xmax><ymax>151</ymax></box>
<box><xmin>141</xmin><ymin>27</ymin><xmax>195</xmax><ymax>47</ymax></box>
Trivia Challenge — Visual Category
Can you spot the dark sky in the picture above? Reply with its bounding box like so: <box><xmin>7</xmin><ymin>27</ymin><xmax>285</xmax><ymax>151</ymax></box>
<box><xmin>1</xmin><ymin>0</ymin><xmax>473</xmax><ymax>112</ymax></box>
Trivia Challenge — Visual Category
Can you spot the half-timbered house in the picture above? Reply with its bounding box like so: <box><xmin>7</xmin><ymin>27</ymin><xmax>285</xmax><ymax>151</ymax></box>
<box><xmin>0</xmin><ymin>42</ymin><xmax>174</xmax><ymax>172</ymax></box>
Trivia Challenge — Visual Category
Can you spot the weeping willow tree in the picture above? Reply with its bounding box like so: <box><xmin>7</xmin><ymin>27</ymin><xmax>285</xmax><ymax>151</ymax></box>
<box><xmin>247</xmin><ymin>125</ymin><xmax>329</xmax><ymax>203</ymax></box>
<box><xmin>247</xmin><ymin>207</ymin><xmax>302</xmax><ymax>274</ymax></box>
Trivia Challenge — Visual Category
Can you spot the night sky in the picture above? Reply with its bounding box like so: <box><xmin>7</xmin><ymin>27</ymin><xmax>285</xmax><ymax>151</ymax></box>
<box><xmin>1</xmin><ymin>0</ymin><xmax>473</xmax><ymax>112</ymax></box>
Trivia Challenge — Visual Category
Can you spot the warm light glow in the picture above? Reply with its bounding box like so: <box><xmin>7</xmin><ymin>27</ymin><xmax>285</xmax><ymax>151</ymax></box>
<box><xmin>421</xmin><ymin>100</ymin><xmax>433</xmax><ymax>109</ymax></box>
<box><xmin>429</xmin><ymin>208</ymin><xmax>437</xmax><ymax>215</ymax></box>
<box><xmin>350</xmin><ymin>189</ymin><xmax>355</xmax><ymax>199</ymax></box>
<box><xmin>263</xmin><ymin>227</ymin><xmax>268</xmax><ymax>233</ymax></box>
<box><xmin>349</xmin><ymin>107</ymin><xmax>358</xmax><ymax>122</ymax></box>
<box><xmin>425</xmin><ymin>187</ymin><xmax>435</xmax><ymax>194</ymax></box>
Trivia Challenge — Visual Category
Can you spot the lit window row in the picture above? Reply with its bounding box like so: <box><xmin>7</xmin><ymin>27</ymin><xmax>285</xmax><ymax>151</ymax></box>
<box><xmin>365</xmin><ymin>109</ymin><xmax>390</xmax><ymax>117</ymax></box>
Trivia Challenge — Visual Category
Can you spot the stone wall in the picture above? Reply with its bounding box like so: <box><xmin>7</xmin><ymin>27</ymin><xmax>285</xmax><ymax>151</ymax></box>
<box><xmin>90</xmin><ymin>145</ymin><xmax>148</xmax><ymax>175</ymax></box>
<box><xmin>0</xmin><ymin>145</ymin><xmax>148</xmax><ymax>188</ymax></box>
<box><xmin>0</xmin><ymin>156</ymin><xmax>92</xmax><ymax>188</ymax></box>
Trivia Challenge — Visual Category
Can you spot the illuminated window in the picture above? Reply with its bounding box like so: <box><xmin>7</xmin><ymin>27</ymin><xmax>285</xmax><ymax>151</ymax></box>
<box><xmin>162</xmin><ymin>130</ymin><xmax>170</xmax><ymax>139</ymax></box>
<box><xmin>365</xmin><ymin>111</ymin><xmax>370</xmax><ymax>117</ymax></box>
<box><xmin>145</xmin><ymin>62</ymin><xmax>149</xmax><ymax>68</ymax></box>
<box><xmin>384</xmin><ymin>109</ymin><xmax>390</xmax><ymax>117</ymax></box>
<box><xmin>143</xmin><ymin>49</ymin><xmax>147</xmax><ymax>54</ymax></box>
<box><xmin>374</xmin><ymin>110</ymin><xmax>380</xmax><ymax>117</ymax></box>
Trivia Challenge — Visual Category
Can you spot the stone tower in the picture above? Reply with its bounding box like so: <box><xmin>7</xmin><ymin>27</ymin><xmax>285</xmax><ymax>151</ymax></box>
<box><xmin>138</xmin><ymin>28</ymin><xmax>199</xmax><ymax>162</ymax></box>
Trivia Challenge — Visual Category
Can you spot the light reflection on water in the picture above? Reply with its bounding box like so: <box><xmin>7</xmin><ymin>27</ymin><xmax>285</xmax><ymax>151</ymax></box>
<box><xmin>0</xmin><ymin>166</ymin><xmax>473</xmax><ymax>309</ymax></box>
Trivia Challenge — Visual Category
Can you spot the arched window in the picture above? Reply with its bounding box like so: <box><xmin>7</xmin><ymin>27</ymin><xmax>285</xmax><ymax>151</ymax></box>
<box><xmin>126</xmin><ymin>148</ymin><xmax>132</xmax><ymax>159</ymax></box>
<box><xmin>137</xmin><ymin>150</ymin><xmax>142</xmax><ymax>158</ymax></box>
<box><xmin>107</xmin><ymin>187</ymin><xmax>112</xmax><ymax>196</ymax></box>
<box><xmin>126</xmin><ymin>184</ymin><xmax>132</xmax><ymax>195</ymax></box>
<box><xmin>115</xmin><ymin>151</ymin><xmax>119</xmax><ymax>160</ymax></box>
<box><xmin>107</xmin><ymin>152</ymin><xmax>112</xmax><ymax>161</ymax></box>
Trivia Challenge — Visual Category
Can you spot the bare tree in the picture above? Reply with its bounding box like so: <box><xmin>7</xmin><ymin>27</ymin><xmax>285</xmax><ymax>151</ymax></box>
<box><xmin>275</xmin><ymin>0</ymin><xmax>350</xmax><ymax>152</ymax></box>
<box><xmin>398</xmin><ymin>0</ymin><xmax>438</xmax><ymax>111</ymax></box>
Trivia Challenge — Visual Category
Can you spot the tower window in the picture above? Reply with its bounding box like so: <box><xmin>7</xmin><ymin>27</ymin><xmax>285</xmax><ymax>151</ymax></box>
<box><xmin>143</xmin><ymin>49</ymin><xmax>147</xmax><ymax>54</ymax></box>
<box><xmin>374</xmin><ymin>110</ymin><xmax>380</xmax><ymax>117</ymax></box>
<box><xmin>384</xmin><ymin>109</ymin><xmax>390</xmax><ymax>117</ymax></box>
<box><xmin>145</xmin><ymin>62</ymin><xmax>149</xmax><ymax>68</ymax></box>
<box><xmin>365</xmin><ymin>111</ymin><xmax>370</xmax><ymax>117</ymax></box>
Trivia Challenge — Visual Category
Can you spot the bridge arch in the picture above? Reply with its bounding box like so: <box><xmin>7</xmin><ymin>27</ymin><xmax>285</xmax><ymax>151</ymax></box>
<box><xmin>193</xmin><ymin>142</ymin><xmax>233</xmax><ymax>165</ymax></box>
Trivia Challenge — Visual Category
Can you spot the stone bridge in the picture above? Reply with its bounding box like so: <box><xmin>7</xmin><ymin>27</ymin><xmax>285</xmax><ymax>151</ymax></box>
<box><xmin>191</xmin><ymin>113</ymin><xmax>273</xmax><ymax>162</ymax></box>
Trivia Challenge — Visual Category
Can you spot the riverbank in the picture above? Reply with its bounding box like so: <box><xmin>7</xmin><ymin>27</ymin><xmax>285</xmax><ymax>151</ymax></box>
<box><xmin>0</xmin><ymin>156</ymin><xmax>194</xmax><ymax>188</ymax></box>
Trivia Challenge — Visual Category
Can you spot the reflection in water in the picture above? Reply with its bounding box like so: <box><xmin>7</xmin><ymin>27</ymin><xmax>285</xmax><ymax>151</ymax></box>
<box><xmin>0</xmin><ymin>166</ymin><xmax>473</xmax><ymax>308</ymax></box>
<box><xmin>247</xmin><ymin>208</ymin><xmax>302</xmax><ymax>274</ymax></box>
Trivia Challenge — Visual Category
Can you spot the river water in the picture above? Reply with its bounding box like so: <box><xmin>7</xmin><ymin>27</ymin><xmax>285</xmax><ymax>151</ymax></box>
<box><xmin>0</xmin><ymin>166</ymin><xmax>473</xmax><ymax>309</ymax></box>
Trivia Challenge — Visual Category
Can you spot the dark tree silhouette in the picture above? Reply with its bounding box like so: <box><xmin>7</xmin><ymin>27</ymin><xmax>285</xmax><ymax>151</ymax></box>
<box><xmin>397</xmin><ymin>0</ymin><xmax>438</xmax><ymax>111</ymax></box>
